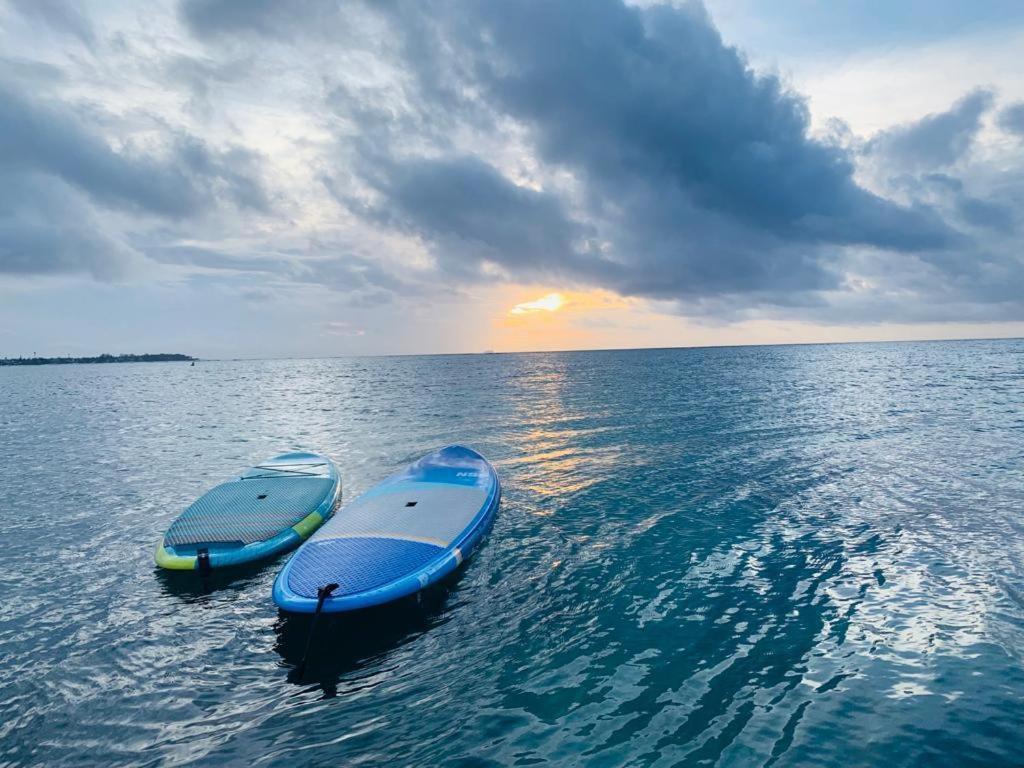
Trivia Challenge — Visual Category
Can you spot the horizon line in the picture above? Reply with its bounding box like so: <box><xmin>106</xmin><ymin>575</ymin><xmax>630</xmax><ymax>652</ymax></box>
<box><xmin>9</xmin><ymin>332</ymin><xmax>1019</xmax><ymax>365</ymax></box>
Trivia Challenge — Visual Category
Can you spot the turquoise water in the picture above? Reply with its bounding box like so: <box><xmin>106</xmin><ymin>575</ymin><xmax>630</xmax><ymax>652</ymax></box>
<box><xmin>1</xmin><ymin>340</ymin><xmax>1023</xmax><ymax>767</ymax></box>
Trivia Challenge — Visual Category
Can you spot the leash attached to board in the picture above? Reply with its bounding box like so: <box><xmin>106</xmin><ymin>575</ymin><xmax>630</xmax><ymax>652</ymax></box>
<box><xmin>296</xmin><ymin>583</ymin><xmax>339</xmax><ymax>680</ymax></box>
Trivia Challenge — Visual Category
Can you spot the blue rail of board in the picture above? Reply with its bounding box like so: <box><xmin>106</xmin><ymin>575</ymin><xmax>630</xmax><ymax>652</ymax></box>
<box><xmin>155</xmin><ymin>452</ymin><xmax>341</xmax><ymax>571</ymax></box>
<box><xmin>273</xmin><ymin>445</ymin><xmax>500</xmax><ymax>613</ymax></box>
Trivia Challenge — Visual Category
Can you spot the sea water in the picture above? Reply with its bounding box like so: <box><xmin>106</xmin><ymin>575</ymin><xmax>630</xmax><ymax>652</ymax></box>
<box><xmin>1</xmin><ymin>340</ymin><xmax>1022</xmax><ymax>766</ymax></box>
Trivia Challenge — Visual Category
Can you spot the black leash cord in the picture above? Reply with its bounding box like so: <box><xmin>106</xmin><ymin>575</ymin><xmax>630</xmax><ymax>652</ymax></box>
<box><xmin>297</xmin><ymin>583</ymin><xmax>339</xmax><ymax>680</ymax></box>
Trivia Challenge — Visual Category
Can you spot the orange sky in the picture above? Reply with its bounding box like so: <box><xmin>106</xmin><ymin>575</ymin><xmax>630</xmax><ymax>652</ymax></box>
<box><xmin>479</xmin><ymin>285</ymin><xmax>1024</xmax><ymax>354</ymax></box>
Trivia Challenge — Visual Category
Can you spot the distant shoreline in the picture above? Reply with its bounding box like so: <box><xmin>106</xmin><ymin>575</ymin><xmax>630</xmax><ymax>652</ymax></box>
<box><xmin>0</xmin><ymin>353</ymin><xmax>196</xmax><ymax>367</ymax></box>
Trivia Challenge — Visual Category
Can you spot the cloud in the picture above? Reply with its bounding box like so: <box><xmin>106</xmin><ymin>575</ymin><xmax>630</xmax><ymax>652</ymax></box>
<box><xmin>0</xmin><ymin>81</ymin><xmax>199</xmax><ymax>217</ymax></box>
<box><xmin>0</xmin><ymin>67</ymin><xmax>275</xmax><ymax>278</ymax></box>
<box><xmin>0</xmin><ymin>56</ymin><xmax>66</xmax><ymax>87</ymax></box>
<box><xmin>352</xmin><ymin>154</ymin><xmax>598</xmax><ymax>281</ymax></box>
<box><xmin>957</xmin><ymin>196</ymin><xmax>1015</xmax><ymax>233</ymax></box>
<box><xmin>178</xmin><ymin>0</ymin><xmax>346</xmax><ymax>40</ymax></box>
<box><xmin>173</xmin><ymin>0</ymin><xmax>1017</xmax><ymax>323</ymax></box>
<box><xmin>145</xmin><ymin>244</ymin><xmax>286</xmax><ymax>274</ymax></box>
<box><xmin>3</xmin><ymin>0</ymin><xmax>1022</xmax><ymax>331</ymax></box>
<box><xmin>999</xmin><ymin>102</ymin><xmax>1024</xmax><ymax>137</ymax></box>
<box><xmin>0</xmin><ymin>81</ymin><xmax>270</xmax><ymax>220</ymax></box>
<box><xmin>178</xmin><ymin>0</ymin><xmax>285</xmax><ymax>38</ymax></box>
<box><xmin>175</xmin><ymin>139</ymin><xmax>271</xmax><ymax>212</ymax></box>
<box><xmin>8</xmin><ymin>0</ymin><xmax>95</xmax><ymax>48</ymax></box>
<box><xmin>299</xmin><ymin>254</ymin><xmax>410</xmax><ymax>305</ymax></box>
<box><xmin>864</xmin><ymin>89</ymin><xmax>994</xmax><ymax>171</ymax></box>
<box><xmin>0</xmin><ymin>172</ymin><xmax>140</xmax><ymax>278</ymax></box>
<box><xmin>322</xmin><ymin>320</ymin><xmax>365</xmax><ymax>336</ymax></box>
<box><xmin>335</xmin><ymin>0</ymin><xmax>960</xmax><ymax>307</ymax></box>
<box><xmin>162</xmin><ymin>54</ymin><xmax>253</xmax><ymax>118</ymax></box>
<box><xmin>147</xmin><ymin>242</ymin><xmax>409</xmax><ymax>304</ymax></box>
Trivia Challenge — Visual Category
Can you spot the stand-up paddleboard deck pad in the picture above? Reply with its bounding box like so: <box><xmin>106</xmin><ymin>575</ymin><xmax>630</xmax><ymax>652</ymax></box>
<box><xmin>274</xmin><ymin>445</ymin><xmax>500</xmax><ymax>613</ymax></box>
<box><xmin>155</xmin><ymin>452</ymin><xmax>341</xmax><ymax>570</ymax></box>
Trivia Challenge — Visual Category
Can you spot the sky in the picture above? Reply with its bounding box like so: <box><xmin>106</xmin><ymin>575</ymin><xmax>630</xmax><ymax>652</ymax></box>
<box><xmin>1</xmin><ymin>0</ymin><xmax>1023</xmax><ymax>358</ymax></box>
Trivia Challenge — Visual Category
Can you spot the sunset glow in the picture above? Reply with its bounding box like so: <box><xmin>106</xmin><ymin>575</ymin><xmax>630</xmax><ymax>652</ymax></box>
<box><xmin>509</xmin><ymin>293</ymin><xmax>566</xmax><ymax>315</ymax></box>
<box><xmin>489</xmin><ymin>287</ymin><xmax>637</xmax><ymax>352</ymax></box>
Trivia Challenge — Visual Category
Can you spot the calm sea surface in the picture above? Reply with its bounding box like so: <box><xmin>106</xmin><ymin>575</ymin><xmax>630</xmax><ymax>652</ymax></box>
<box><xmin>1</xmin><ymin>340</ymin><xmax>1023</xmax><ymax>767</ymax></box>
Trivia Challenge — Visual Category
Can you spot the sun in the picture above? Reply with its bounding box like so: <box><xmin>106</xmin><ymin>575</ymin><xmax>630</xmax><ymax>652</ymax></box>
<box><xmin>509</xmin><ymin>292</ymin><xmax>566</xmax><ymax>315</ymax></box>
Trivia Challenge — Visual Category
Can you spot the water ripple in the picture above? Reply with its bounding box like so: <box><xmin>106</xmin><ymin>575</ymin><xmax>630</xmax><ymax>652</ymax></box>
<box><xmin>1</xmin><ymin>340</ymin><xmax>1023</xmax><ymax>766</ymax></box>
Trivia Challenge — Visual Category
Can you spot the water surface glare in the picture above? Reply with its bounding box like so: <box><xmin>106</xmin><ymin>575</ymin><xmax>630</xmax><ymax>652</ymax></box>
<box><xmin>1</xmin><ymin>340</ymin><xmax>1023</xmax><ymax>766</ymax></box>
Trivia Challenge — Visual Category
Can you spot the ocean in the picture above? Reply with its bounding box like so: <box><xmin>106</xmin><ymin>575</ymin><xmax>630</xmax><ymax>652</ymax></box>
<box><xmin>1</xmin><ymin>339</ymin><xmax>1022</xmax><ymax>766</ymax></box>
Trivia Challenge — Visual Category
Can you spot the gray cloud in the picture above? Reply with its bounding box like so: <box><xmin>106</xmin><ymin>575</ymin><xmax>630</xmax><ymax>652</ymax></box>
<box><xmin>872</xmin><ymin>93</ymin><xmax>1020</xmax><ymax>225</ymax></box>
<box><xmin>146</xmin><ymin>240</ymin><xmax>409</xmax><ymax>306</ymax></box>
<box><xmin>333</xmin><ymin>0</ymin><xmax>962</xmax><ymax>308</ymax></box>
<box><xmin>0</xmin><ymin>81</ymin><xmax>201</xmax><ymax>217</ymax></box>
<box><xmin>179</xmin><ymin>0</ymin><xmax>287</xmax><ymax>38</ymax></box>
<box><xmin>865</xmin><ymin>89</ymin><xmax>994</xmax><ymax>171</ymax></box>
<box><xmin>175</xmin><ymin>139</ymin><xmax>271</xmax><ymax>212</ymax></box>
<box><xmin>0</xmin><ymin>56</ymin><xmax>66</xmax><ymax>86</ymax></box>
<box><xmin>957</xmin><ymin>196</ymin><xmax>1015</xmax><ymax>234</ymax></box>
<box><xmin>349</xmin><ymin>154</ymin><xmax>600</xmax><ymax>281</ymax></box>
<box><xmin>145</xmin><ymin>244</ymin><xmax>285</xmax><ymax>274</ymax></box>
<box><xmin>188</xmin><ymin>0</ymin><xmax>1014</xmax><ymax>323</ymax></box>
<box><xmin>460</xmin><ymin>2</ymin><xmax>887</xmax><ymax>236</ymax></box>
<box><xmin>7</xmin><ymin>0</ymin><xmax>95</xmax><ymax>47</ymax></box>
<box><xmin>0</xmin><ymin>80</ymin><xmax>270</xmax><ymax>220</ymax></box>
<box><xmin>0</xmin><ymin>172</ymin><xmax>139</xmax><ymax>278</ymax></box>
<box><xmin>3</xmin><ymin>0</ymin><xmax>1021</xmax><ymax>328</ymax></box>
<box><xmin>298</xmin><ymin>252</ymin><xmax>411</xmax><ymax>304</ymax></box>
<box><xmin>163</xmin><ymin>54</ymin><xmax>253</xmax><ymax>118</ymax></box>
<box><xmin>179</xmin><ymin>0</ymin><xmax>347</xmax><ymax>40</ymax></box>
<box><xmin>999</xmin><ymin>102</ymin><xmax>1024</xmax><ymax>137</ymax></box>
<box><xmin>0</xmin><ymin>73</ymin><xmax>272</xmax><ymax>277</ymax></box>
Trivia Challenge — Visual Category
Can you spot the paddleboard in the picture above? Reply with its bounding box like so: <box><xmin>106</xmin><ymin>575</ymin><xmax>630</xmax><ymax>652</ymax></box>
<box><xmin>273</xmin><ymin>445</ymin><xmax>500</xmax><ymax>613</ymax></box>
<box><xmin>155</xmin><ymin>452</ymin><xmax>341</xmax><ymax>571</ymax></box>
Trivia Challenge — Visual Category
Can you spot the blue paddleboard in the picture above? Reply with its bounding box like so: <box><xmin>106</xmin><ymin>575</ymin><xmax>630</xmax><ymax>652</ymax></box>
<box><xmin>155</xmin><ymin>452</ymin><xmax>341</xmax><ymax>571</ymax></box>
<box><xmin>273</xmin><ymin>445</ymin><xmax>500</xmax><ymax>613</ymax></box>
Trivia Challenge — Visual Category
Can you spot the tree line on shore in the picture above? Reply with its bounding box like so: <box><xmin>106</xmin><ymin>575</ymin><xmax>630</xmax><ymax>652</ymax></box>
<box><xmin>0</xmin><ymin>353</ymin><xmax>196</xmax><ymax>366</ymax></box>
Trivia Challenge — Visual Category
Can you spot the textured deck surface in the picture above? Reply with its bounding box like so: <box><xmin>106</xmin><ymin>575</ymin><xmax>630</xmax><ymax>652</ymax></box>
<box><xmin>164</xmin><ymin>477</ymin><xmax>334</xmax><ymax>547</ymax></box>
<box><xmin>286</xmin><ymin>482</ymin><xmax>488</xmax><ymax>598</ymax></box>
<box><xmin>287</xmin><ymin>537</ymin><xmax>443</xmax><ymax>598</ymax></box>
<box><xmin>313</xmin><ymin>483</ymin><xmax>489</xmax><ymax>545</ymax></box>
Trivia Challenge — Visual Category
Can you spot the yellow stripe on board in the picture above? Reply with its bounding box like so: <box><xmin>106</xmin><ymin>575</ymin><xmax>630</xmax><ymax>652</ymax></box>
<box><xmin>154</xmin><ymin>544</ymin><xmax>198</xmax><ymax>570</ymax></box>
<box><xmin>291</xmin><ymin>510</ymin><xmax>325</xmax><ymax>539</ymax></box>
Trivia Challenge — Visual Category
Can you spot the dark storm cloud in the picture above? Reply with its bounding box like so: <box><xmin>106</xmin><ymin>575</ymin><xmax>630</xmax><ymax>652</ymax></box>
<box><xmin>865</xmin><ymin>89</ymin><xmax>994</xmax><ymax>171</ymax></box>
<box><xmin>352</xmin><ymin>154</ymin><xmax>604</xmax><ymax>280</ymax></box>
<box><xmin>454</xmin><ymin>1</ymin><xmax>922</xmax><ymax>240</ymax></box>
<box><xmin>999</xmin><ymin>102</ymin><xmax>1024</xmax><ymax>137</ymax></box>
<box><xmin>335</xmin><ymin>0</ymin><xmax>959</xmax><ymax>304</ymax></box>
<box><xmin>7</xmin><ymin>0</ymin><xmax>1019</xmax><ymax>324</ymax></box>
<box><xmin>182</xmin><ymin>0</ymin><xmax>999</xmax><ymax>315</ymax></box>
